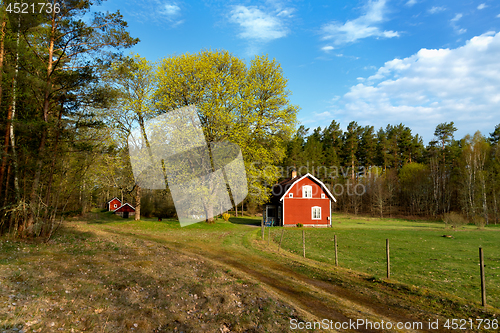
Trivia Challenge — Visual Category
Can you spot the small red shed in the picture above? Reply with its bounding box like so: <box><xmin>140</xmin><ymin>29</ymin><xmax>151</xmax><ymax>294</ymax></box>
<box><xmin>107</xmin><ymin>197</ymin><xmax>121</xmax><ymax>211</ymax></box>
<box><xmin>263</xmin><ymin>172</ymin><xmax>336</xmax><ymax>227</ymax></box>
<box><xmin>113</xmin><ymin>203</ymin><xmax>136</xmax><ymax>218</ymax></box>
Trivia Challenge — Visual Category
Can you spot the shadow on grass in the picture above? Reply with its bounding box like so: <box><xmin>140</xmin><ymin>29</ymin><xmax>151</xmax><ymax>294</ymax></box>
<box><xmin>229</xmin><ymin>217</ymin><xmax>261</xmax><ymax>226</ymax></box>
<box><xmin>81</xmin><ymin>211</ymin><xmax>130</xmax><ymax>224</ymax></box>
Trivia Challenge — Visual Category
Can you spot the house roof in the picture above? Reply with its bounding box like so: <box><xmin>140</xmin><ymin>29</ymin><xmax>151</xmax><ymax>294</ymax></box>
<box><xmin>107</xmin><ymin>197</ymin><xmax>121</xmax><ymax>204</ymax></box>
<box><xmin>113</xmin><ymin>203</ymin><xmax>135</xmax><ymax>212</ymax></box>
<box><xmin>272</xmin><ymin>173</ymin><xmax>336</xmax><ymax>202</ymax></box>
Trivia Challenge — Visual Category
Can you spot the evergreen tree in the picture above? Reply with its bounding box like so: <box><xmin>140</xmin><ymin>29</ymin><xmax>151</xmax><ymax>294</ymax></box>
<box><xmin>0</xmin><ymin>0</ymin><xmax>138</xmax><ymax>237</ymax></box>
<box><xmin>358</xmin><ymin>125</ymin><xmax>376</xmax><ymax>168</ymax></box>
<box><xmin>284</xmin><ymin>125</ymin><xmax>307</xmax><ymax>172</ymax></box>
<box><xmin>342</xmin><ymin>121</ymin><xmax>361</xmax><ymax>179</ymax></box>
<box><xmin>303</xmin><ymin>127</ymin><xmax>324</xmax><ymax>178</ymax></box>
<box><xmin>321</xmin><ymin>120</ymin><xmax>342</xmax><ymax>181</ymax></box>
<box><xmin>375</xmin><ymin>127</ymin><xmax>390</xmax><ymax>171</ymax></box>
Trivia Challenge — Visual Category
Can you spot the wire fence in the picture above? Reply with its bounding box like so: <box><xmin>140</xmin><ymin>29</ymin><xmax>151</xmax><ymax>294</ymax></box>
<box><xmin>263</xmin><ymin>226</ymin><xmax>495</xmax><ymax>308</ymax></box>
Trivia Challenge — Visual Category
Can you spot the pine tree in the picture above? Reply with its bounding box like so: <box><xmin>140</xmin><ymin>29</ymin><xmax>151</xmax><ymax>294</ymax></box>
<box><xmin>342</xmin><ymin>121</ymin><xmax>361</xmax><ymax>180</ymax></box>
<box><xmin>358</xmin><ymin>125</ymin><xmax>376</xmax><ymax>168</ymax></box>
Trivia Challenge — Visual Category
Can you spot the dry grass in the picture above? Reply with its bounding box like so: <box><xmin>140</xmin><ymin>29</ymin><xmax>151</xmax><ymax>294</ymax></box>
<box><xmin>0</xmin><ymin>222</ymin><xmax>304</xmax><ymax>332</ymax></box>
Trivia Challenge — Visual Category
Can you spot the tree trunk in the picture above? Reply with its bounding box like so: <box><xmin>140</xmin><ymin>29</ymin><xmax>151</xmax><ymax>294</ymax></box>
<box><xmin>134</xmin><ymin>185</ymin><xmax>141</xmax><ymax>220</ymax></box>
<box><xmin>28</xmin><ymin>8</ymin><xmax>57</xmax><ymax>233</ymax></box>
<box><xmin>481</xmin><ymin>176</ymin><xmax>488</xmax><ymax>224</ymax></box>
<box><xmin>493</xmin><ymin>190</ymin><xmax>498</xmax><ymax>225</ymax></box>
<box><xmin>0</xmin><ymin>17</ymin><xmax>7</xmax><ymax>194</ymax></box>
<box><xmin>9</xmin><ymin>21</ymin><xmax>21</xmax><ymax>205</ymax></box>
<box><xmin>206</xmin><ymin>204</ymin><xmax>214</xmax><ymax>223</ymax></box>
<box><xmin>3</xmin><ymin>163</ymin><xmax>10</xmax><ymax>205</ymax></box>
<box><xmin>1</xmin><ymin>100</ymin><xmax>11</xmax><ymax>197</ymax></box>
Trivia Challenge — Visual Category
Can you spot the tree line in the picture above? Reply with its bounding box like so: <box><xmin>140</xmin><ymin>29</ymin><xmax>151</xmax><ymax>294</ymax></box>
<box><xmin>0</xmin><ymin>1</ymin><xmax>298</xmax><ymax>238</ymax></box>
<box><xmin>0</xmin><ymin>1</ymin><xmax>498</xmax><ymax>238</ymax></box>
<box><xmin>283</xmin><ymin>121</ymin><xmax>500</xmax><ymax>223</ymax></box>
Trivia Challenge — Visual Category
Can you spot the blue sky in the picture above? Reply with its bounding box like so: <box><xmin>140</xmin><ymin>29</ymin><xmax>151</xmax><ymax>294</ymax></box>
<box><xmin>99</xmin><ymin>0</ymin><xmax>500</xmax><ymax>144</ymax></box>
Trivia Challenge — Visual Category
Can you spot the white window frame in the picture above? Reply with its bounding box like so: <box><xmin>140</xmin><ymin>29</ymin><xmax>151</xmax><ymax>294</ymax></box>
<box><xmin>312</xmin><ymin>206</ymin><xmax>321</xmax><ymax>220</ymax></box>
<box><xmin>302</xmin><ymin>185</ymin><xmax>312</xmax><ymax>198</ymax></box>
<box><xmin>321</xmin><ymin>193</ymin><xmax>325</xmax><ymax>199</ymax></box>
<box><xmin>289</xmin><ymin>193</ymin><xmax>293</xmax><ymax>198</ymax></box>
<box><xmin>114</xmin><ymin>204</ymin><xmax>117</xmax><ymax>208</ymax></box>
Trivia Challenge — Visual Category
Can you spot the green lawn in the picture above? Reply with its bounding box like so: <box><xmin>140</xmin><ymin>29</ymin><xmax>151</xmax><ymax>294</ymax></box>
<box><xmin>85</xmin><ymin>210</ymin><xmax>500</xmax><ymax>308</ymax></box>
<box><xmin>270</xmin><ymin>213</ymin><xmax>500</xmax><ymax>308</ymax></box>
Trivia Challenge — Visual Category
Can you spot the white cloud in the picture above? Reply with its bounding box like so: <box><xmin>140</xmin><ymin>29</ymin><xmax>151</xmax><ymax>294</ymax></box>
<box><xmin>160</xmin><ymin>4</ymin><xmax>180</xmax><ymax>16</ymax></box>
<box><xmin>321</xmin><ymin>0</ymin><xmax>399</xmax><ymax>45</ymax></box>
<box><xmin>229</xmin><ymin>6</ymin><xmax>289</xmax><ymax>42</ymax></box>
<box><xmin>497</xmin><ymin>13</ymin><xmax>500</xmax><ymax>18</ymax></box>
<box><xmin>277</xmin><ymin>8</ymin><xmax>295</xmax><ymax>18</ymax></box>
<box><xmin>428</xmin><ymin>6</ymin><xmax>446</xmax><ymax>14</ymax></box>
<box><xmin>406</xmin><ymin>0</ymin><xmax>418</xmax><ymax>6</ymax></box>
<box><xmin>451</xmin><ymin>13</ymin><xmax>466</xmax><ymax>34</ymax></box>
<box><xmin>451</xmin><ymin>13</ymin><xmax>463</xmax><ymax>22</ymax></box>
<box><xmin>332</xmin><ymin>32</ymin><xmax>500</xmax><ymax>142</ymax></box>
<box><xmin>321</xmin><ymin>45</ymin><xmax>335</xmax><ymax>52</ymax></box>
<box><xmin>130</xmin><ymin>1</ymin><xmax>183</xmax><ymax>26</ymax></box>
<box><xmin>477</xmin><ymin>3</ymin><xmax>487</xmax><ymax>10</ymax></box>
<box><xmin>315</xmin><ymin>111</ymin><xmax>334</xmax><ymax>119</ymax></box>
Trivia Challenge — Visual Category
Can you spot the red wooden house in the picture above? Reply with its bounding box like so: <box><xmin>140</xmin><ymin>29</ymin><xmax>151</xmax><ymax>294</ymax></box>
<box><xmin>113</xmin><ymin>203</ymin><xmax>136</xmax><ymax>218</ymax></box>
<box><xmin>107</xmin><ymin>197</ymin><xmax>122</xmax><ymax>211</ymax></box>
<box><xmin>263</xmin><ymin>171</ymin><xmax>336</xmax><ymax>227</ymax></box>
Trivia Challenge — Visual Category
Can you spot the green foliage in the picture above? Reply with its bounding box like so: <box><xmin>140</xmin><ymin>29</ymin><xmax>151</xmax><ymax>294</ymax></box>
<box><xmin>296</xmin><ymin>223</ymin><xmax>303</xmax><ymax>228</ymax></box>
<box><xmin>154</xmin><ymin>50</ymin><xmax>298</xmax><ymax>206</ymax></box>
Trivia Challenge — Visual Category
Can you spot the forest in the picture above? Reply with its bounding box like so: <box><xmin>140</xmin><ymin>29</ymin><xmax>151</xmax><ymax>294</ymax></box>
<box><xmin>0</xmin><ymin>1</ymin><xmax>499</xmax><ymax>240</ymax></box>
<box><xmin>282</xmin><ymin>121</ymin><xmax>500</xmax><ymax>223</ymax></box>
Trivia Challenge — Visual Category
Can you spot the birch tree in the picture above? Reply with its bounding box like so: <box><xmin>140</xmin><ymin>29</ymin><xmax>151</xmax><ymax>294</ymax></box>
<box><xmin>154</xmin><ymin>50</ymin><xmax>298</xmax><ymax>222</ymax></box>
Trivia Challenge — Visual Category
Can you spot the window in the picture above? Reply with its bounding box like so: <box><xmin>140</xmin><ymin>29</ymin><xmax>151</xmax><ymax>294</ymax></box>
<box><xmin>312</xmin><ymin>206</ymin><xmax>321</xmax><ymax>220</ymax></box>
<box><xmin>321</xmin><ymin>193</ymin><xmax>325</xmax><ymax>199</ymax></box>
<box><xmin>114</xmin><ymin>204</ymin><xmax>117</xmax><ymax>208</ymax></box>
<box><xmin>302</xmin><ymin>185</ymin><xmax>312</xmax><ymax>198</ymax></box>
<box><xmin>289</xmin><ymin>193</ymin><xmax>293</xmax><ymax>198</ymax></box>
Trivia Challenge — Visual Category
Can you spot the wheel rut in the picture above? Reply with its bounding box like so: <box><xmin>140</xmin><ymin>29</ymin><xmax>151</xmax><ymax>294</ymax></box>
<box><xmin>103</xmin><ymin>228</ymin><xmax>442</xmax><ymax>332</ymax></box>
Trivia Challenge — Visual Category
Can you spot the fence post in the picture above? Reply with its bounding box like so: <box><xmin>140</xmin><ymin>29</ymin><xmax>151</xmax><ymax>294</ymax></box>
<box><xmin>334</xmin><ymin>234</ymin><xmax>338</xmax><ymax>267</ymax></box>
<box><xmin>261</xmin><ymin>220</ymin><xmax>264</xmax><ymax>240</ymax></box>
<box><xmin>480</xmin><ymin>247</ymin><xmax>486</xmax><ymax>307</ymax></box>
<box><xmin>386</xmin><ymin>239</ymin><xmax>390</xmax><ymax>279</ymax></box>
<box><xmin>278</xmin><ymin>229</ymin><xmax>284</xmax><ymax>253</ymax></box>
<box><xmin>268</xmin><ymin>227</ymin><xmax>270</xmax><ymax>246</ymax></box>
<box><xmin>302</xmin><ymin>230</ymin><xmax>306</xmax><ymax>258</ymax></box>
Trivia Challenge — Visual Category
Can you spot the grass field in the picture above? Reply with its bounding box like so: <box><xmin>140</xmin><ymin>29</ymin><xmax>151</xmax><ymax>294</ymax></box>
<box><xmin>2</xmin><ymin>211</ymin><xmax>500</xmax><ymax>332</ymax></box>
<box><xmin>0</xmin><ymin>213</ymin><xmax>303</xmax><ymax>332</ymax></box>
<box><xmin>271</xmin><ymin>213</ymin><xmax>500</xmax><ymax>308</ymax></box>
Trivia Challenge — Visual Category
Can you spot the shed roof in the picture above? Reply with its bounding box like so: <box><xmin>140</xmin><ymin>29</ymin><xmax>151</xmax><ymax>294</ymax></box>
<box><xmin>107</xmin><ymin>197</ymin><xmax>122</xmax><ymax>204</ymax></box>
<box><xmin>113</xmin><ymin>203</ymin><xmax>135</xmax><ymax>212</ymax></box>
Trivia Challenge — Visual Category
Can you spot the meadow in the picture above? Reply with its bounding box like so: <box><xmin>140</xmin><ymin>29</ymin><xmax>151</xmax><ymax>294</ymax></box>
<box><xmin>2</xmin><ymin>211</ymin><xmax>500</xmax><ymax>332</ymax></box>
<box><xmin>271</xmin><ymin>214</ymin><xmax>500</xmax><ymax>308</ymax></box>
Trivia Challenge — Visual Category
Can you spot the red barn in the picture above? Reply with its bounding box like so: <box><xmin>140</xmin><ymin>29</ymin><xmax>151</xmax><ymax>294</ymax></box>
<box><xmin>107</xmin><ymin>197</ymin><xmax>121</xmax><ymax>211</ymax></box>
<box><xmin>263</xmin><ymin>172</ymin><xmax>336</xmax><ymax>227</ymax></box>
<box><xmin>113</xmin><ymin>203</ymin><xmax>136</xmax><ymax>218</ymax></box>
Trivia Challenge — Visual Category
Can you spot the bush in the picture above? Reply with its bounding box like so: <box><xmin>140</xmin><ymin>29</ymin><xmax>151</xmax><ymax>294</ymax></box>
<box><xmin>443</xmin><ymin>212</ymin><xmax>467</xmax><ymax>229</ymax></box>
<box><xmin>296</xmin><ymin>223</ymin><xmax>303</xmax><ymax>228</ymax></box>
<box><xmin>473</xmin><ymin>215</ymin><xmax>486</xmax><ymax>229</ymax></box>
<box><xmin>222</xmin><ymin>213</ymin><xmax>230</xmax><ymax>221</ymax></box>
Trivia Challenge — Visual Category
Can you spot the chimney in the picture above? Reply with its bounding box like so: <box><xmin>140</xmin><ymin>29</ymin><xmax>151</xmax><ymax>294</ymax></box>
<box><xmin>291</xmin><ymin>169</ymin><xmax>297</xmax><ymax>178</ymax></box>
